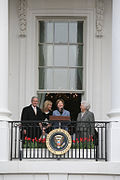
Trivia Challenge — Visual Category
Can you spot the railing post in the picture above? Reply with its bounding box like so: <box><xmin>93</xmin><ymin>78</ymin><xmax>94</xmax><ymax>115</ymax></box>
<box><xmin>10</xmin><ymin>122</ymin><xmax>13</xmax><ymax>160</ymax></box>
<box><xmin>105</xmin><ymin>123</ymin><xmax>107</xmax><ymax>161</ymax></box>
<box><xmin>96</xmin><ymin>145</ymin><xmax>98</xmax><ymax>161</ymax></box>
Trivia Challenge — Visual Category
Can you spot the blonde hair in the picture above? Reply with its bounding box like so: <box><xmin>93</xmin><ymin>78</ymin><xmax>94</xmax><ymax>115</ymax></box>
<box><xmin>43</xmin><ymin>100</ymin><xmax>52</xmax><ymax>112</ymax></box>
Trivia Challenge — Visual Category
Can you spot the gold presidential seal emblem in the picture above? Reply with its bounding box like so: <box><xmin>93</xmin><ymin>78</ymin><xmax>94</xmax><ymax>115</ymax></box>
<box><xmin>46</xmin><ymin>129</ymin><xmax>72</xmax><ymax>155</ymax></box>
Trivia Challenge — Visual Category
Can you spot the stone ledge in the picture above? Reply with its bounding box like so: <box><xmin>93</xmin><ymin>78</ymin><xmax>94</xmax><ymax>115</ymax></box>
<box><xmin>0</xmin><ymin>160</ymin><xmax>120</xmax><ymax>175</ymax></box>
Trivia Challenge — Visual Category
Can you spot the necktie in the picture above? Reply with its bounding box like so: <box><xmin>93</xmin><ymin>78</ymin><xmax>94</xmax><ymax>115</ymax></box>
<box><xmin>34</xmin><ymin>107</ymin><xmax>37</xmax><ymax>115</ymax></box>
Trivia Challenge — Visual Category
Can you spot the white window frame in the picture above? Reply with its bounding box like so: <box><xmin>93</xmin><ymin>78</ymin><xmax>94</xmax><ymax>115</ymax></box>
<box><xmin>37</xmin><ymin>17</ymin><xmax>85</xmax><ymax>93</ymax></box>
<box><xmin>26</xmin><ymin>9</ymin><xmax>94</xmax><ymax>106</ymax></box>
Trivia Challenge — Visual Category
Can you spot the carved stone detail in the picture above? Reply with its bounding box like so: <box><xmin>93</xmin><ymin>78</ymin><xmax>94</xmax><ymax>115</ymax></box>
<box><xmin>18</xmin><ymin>0</ymin><xmax>27</xmax><ymax>37</ymax></box>
<box><xmin>96</xmin><ymin>0</ymin><xmax>104</xmax><ymax>37</ymax></box>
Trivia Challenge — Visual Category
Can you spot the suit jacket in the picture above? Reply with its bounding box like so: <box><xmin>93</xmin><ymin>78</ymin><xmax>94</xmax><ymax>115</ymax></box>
<box><xmin>21</xmin><ymin>105</ymin><xmax>43</xmax><ymax>122</ymax></box>
<box><xmin>76</xmin><ymin>110</ymin><xmax>95</xmax><ymax>137</ymax></box>
<box><xmin>21</xmin><ymin>105</ymin><xmax>43</xmax><ymax>138</ymax></box>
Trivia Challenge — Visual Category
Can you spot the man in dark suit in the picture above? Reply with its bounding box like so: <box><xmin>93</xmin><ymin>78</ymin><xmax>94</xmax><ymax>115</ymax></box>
<box><xmin>21</xmin><ymin>96</ymin><xmax>43</xmax><ymax>139</ymax></box>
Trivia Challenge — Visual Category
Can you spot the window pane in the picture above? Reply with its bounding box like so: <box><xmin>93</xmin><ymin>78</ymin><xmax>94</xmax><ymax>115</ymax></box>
<box><xmin>69</xmin><ymin>68</ymin><xmax>83</xmax><ymax>90</ymax></box>
<box><xmin>54</xmin><ymin>68</ymin><xmax>68</xmax><ymax>89</ymax></box>
<box><xmin>39</xmin><ymin>68</ymin><xmax>53</xmax><ymax>89</ymax></box>
<box><xmin>38</xmin><ymin>93</ymin><xmax>46</xmax><ymax>109</ymax></box>
<box><xmin>69</xmin><ymin>22</ymin><xmax>83</xmax><ymax>43</ymax></box>
<box><xmin>55</xmin><ymin>22</ymin><xmax>68</xmax><ymax>43</ymax></box>
<box><xmin>77</xmin><ymin>22</ymin><xmax>83</xmax><ymax>43</ymax></box>
<box><xmin>39</xmin><ymin>68</ymin><xmax>44</xmax><ymax>89</ymax></box>
<box><xmin>39</xmin><ymin>45</ymin><xmax>53</xmax><ymax>66</ymax></box>
<box><xmin>54</xmin><ymin>45</ymin><xmax>68</xmax><ymax>66</ymax></box>
<box><xmin>69</xmin><ymin>45</ymin><xmax>83</xmax><ymax>66</ymax></box>
<box><xmin>69</xmin><ymin>22</ymin><xmax>77</xmax><ymax>43</ymax></box>
<box><xmin>39</xmin><ymin>22</ymin><xmax>53</xmax><ymax>43</ymax></box>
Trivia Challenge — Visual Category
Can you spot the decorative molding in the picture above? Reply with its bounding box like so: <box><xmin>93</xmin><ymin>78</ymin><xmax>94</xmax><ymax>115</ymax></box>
<box><xmin>18</xmin><ymin>0</ymin><xmax>27</xmax><ymax>37</ymax></box>
<box><xmin>96</xmin><ymin>0</ymin><xmax>104</xmax><ymax>37</ymax></box>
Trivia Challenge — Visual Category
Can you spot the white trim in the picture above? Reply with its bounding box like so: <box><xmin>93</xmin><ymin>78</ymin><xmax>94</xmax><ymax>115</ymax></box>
<box><xmin>37</xmin><ymin>89</ymin><xmax>85</xmax><ymax>94</ymax></box>
<box><xmin>0</xmin><ymin>161</ymin><xmax>120</xmax><ymax>174</ymax></box>
<box><xmin>26</xmin><ymin>9</ymin><xmax>94</xmax><ymax>105</ymax></box>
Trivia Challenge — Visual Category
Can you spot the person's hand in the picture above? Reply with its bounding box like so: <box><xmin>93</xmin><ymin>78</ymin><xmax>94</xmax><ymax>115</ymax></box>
<box><xmin>24</xmin><ymin>129</ymin><xmax>26</xmax><ymax>134</ymax></box>
<box><xmin>46</xmin><ymin>124</ymin><xmax>51</xmax><ymax>129</ymax></box>
<box><xmin>39</xmin><ymin>123</ymin><xmax>42</xmax><ymax>129</ymax></box>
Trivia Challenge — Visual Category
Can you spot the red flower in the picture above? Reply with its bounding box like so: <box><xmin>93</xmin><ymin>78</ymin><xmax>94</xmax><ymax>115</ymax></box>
<box><xmin>35</xmin><ymin>137</ymin><xmax>38</xmax><ymax>142</ymax></box>
<box><xmin>25</xmin><ymin>136</ymin><xmax>27</xmax><ymax>140</ymax></box>
<box><xmin>91</xmin><ymin>136</ymin><xmax>93</xmax><ymax>141</ymax></box>
<box><xmin>32</xmin><ymin>139</ymin><xmax>34</xmax><ymax>142</ymax></box>
<box><xmin>41</xmin><ymin>138</ymin><xmax>46</xmax><ymax>143</ymax></box>
<box><xmin>80</xmin><ymin>137</ymin><xmax>83</xmax><ymax>142</ymax></box>
<box><xmin>38</xmin><ymin>138</ymin><xmax>42</xmax><ymax>142</ymax></box>
<box><xmin>73</xmin><ymin>140</ymin><xmax>76</xmax><ymax>143</ymax></box>
<box><xmin>87</xmin><ymin>137</ymin><xmax>90</xmax><ymax>142</ymax></box>
<box><xmin>27</xmin><ymin>137</ymin><xmax>31</xmax><ymax>141</ymax></box>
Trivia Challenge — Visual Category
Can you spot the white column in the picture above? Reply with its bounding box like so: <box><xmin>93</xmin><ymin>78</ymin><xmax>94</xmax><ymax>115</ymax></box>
<box><xmin>107</xmin><ymin>0</ymin><xmax>120</xmax><ymax>161</ymax></box>
<box><xmin>108</xmin><ymin>0</ymin><xmax>120</xmax><ymax>119</ymax></box>
<box><xmin>0</xmin><ymin>0</ymin><xmax>11</xmax><ymax>161</ymax></box>
<box><xmin>0</xmin><ymin>0</ymin><xmax>11</xmax><ymax>120</ymax></box>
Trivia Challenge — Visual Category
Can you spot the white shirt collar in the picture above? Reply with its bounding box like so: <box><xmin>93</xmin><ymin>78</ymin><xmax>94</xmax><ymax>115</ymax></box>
<box><xmin>32</xmin><ymin>105</ymin><xmax>37</xmax><ymax>109</ymax></box>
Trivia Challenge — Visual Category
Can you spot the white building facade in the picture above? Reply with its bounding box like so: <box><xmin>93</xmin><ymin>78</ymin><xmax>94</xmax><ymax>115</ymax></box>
<box><xmin>1</xmin><ymin>0</ymin><xmax>120</xmax><ymax>179</ymax></box>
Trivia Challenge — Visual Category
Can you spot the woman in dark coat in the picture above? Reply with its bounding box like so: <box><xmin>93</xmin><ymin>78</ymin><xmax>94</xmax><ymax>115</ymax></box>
<box><xmin>39</xmin><ymin>100</ymin><xmax>52</xmax><ymax>137</ymax></box>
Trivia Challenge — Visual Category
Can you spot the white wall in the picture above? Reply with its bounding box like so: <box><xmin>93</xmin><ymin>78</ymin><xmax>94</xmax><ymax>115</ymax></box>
<box><xmin>28</xmin><ymin>0</ymin><xmax>95</xmax><ymax>10</ymax></box>
<box><xmin>8</xmin><ymin>0</ymin><xmax>112</xmax><ymax>121</ymax></box>
<box><xmin>0</xmin><ymin>161</ymin><xmax>120</xmax><ymax>179</ymax></box>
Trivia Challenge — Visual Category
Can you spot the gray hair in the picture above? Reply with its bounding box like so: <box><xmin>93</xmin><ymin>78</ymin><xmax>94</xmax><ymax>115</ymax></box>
<box><xmin>81</xmin><ymin>101</ymin><xmax>90</xmax><ymax>110</ymax></box>
<box><xmin>31</xmin><ymin>96</ymin><xmax>38</xmax><ymax>102</ymax></box>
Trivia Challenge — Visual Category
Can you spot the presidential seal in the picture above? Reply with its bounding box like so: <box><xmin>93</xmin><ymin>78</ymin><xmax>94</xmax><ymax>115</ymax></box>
<box><xmin>46</xmin><ymin>129</ymin><xmax>72</xmax><ymax>155</ymax></box>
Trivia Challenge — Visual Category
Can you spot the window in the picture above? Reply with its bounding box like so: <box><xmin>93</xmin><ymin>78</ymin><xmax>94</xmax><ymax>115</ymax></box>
<box><xmin>38</xmin><ymin>19</ymin><xmax>84</xmax><ymax>91</ymax></box>
<box><xmin>37</xmin><ymin>18</ymin><xmax>85</xmax><ymax>119</ymax></box>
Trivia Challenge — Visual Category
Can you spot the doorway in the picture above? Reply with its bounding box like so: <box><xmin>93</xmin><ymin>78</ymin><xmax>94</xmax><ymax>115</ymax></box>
<box><xmin>38</xmin><ymin>93</ymin><xmax>81</xmax><ymax>121</ymax></box>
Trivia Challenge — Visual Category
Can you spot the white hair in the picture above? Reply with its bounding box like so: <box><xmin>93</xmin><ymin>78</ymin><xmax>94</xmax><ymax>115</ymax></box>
<box><xmin>31</xmin><ymin>96</ymin><xmax>38</xmax><ymax>102</ymax></box>
<box><xmin>81</xmin><ymin>101</ymin><xmax>90</xmax><ymax>110</ymax></box>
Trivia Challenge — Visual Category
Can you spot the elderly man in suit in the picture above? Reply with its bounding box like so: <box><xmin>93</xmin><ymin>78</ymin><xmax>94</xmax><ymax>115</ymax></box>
<box><xmin>21</xmin><ymin>96</ymin><xmax>43</xmax><ymax>139</ymax></box>
<box><xmin>76</xmin><ymin>101</ymin><xmax>95</xmax><ymax>138</ymax></box>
